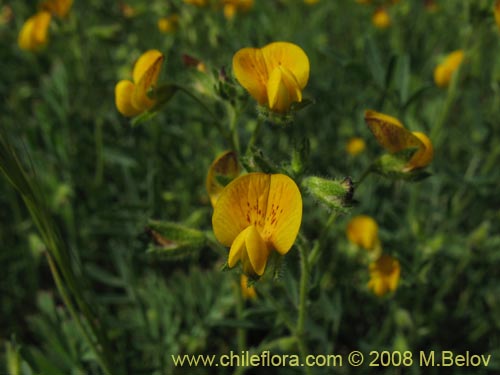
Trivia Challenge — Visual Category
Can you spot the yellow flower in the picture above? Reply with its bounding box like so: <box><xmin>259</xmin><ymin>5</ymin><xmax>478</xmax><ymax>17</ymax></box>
<box><xmin>212</xmin><ymin>173</ymin><xmax>302</xmax><ymax>277</ymax></box>
<box><xmin>372</xmin><ymin>8</ymin><xmax>391</xmax><ymax>29</ymax></box>
<box><xmin>408</xmin><ymin>131</ymin><xmax>434</xmax><ymax>170</ymax></box>
<box><xmin>206</xmin><ymin>150</ymin><xmax>241</xmax><ymax>207</ymax></box>
<box><xmin>115</xmin><ymin>50</ymin><xmax>164</xmax><ymax>117</ymax></box>
<box><xmin>40</xmin><ymin>0</ymin><xmax>73</xmax><ymax>18</ymax></box>
<box><xmin>240</xmin><ymin>275</ymin><xmax>257</xmax><ymax>299</ymax></box>
<box><xmin>158</xmin><ymin>15</ymin><xmax>179</xmax><ymax>33</ymax></box>
<box><xmin>346</xmin><ymin>137</ymin><xmax>366</xmax><ymax>156</ymax></box>
<box><xmin>364</xmin><ymin>110</ymin><xmax>434</xmax><ymax>171</ymax></box>
<box><xmin>232</xmin><ymin>41</ymin><xmax>310</xmax><ymax>113</ymax></box>
<box><xmin>346</xmin><ymin>215</ymin><xmax>380</xmax><ymax>251</ymax></box>
<box><xmin>495</xmin><ymin>1</ymin><xmax>500</xmax><ymax>31</ymax></box>
<box><xmin>184</xmin><ymin>0</ymin><xmax>208</xmax><ymax>6</ymax></box>
<box><xmin>304</xmin><ymin>0</ymin><xmax>320</xmax><ymax>5</ymax></box>
<box><xmin>222</xmin><ymin>0</ymin><xmax>253</xmax><ymax>19</ymax></box>
<box><xmin>18</xmin><ymin>11</ymin><xmax>52</xmax><ymax>52</ymax></box>
<box><xmin>433</xmin><ymin>50</ymin><xmax>464</xmax><ymax>88</ymax></box>
<box><xmin>368</xmin><ymin>254</ymin><xmax>400</xmax><ymax>296</ymax></box>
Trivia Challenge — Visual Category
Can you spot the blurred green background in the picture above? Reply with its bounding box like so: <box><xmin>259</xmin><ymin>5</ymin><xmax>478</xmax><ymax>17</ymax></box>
<box><xmin>1</xmin><ymin>0</ymin><xmax>500</xmax><ymax>374</ymax></box>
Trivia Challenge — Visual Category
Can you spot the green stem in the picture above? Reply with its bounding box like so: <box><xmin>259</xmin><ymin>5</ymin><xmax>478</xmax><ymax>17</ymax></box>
<box><xmin>93</xmin><ymin>119</ymin><xmax>104</xmax><ymax>186</ymax></box>
<box><xmin>430</xmin><ymin>68</ymin><xmax>461</xmax><ymax>146</ymax></box>
<box><xmin>356</xmin><ymin>166</ymin><xmax>372</xmax><ymax>187</ymax></box>
<box><xmin>46</xmin><ymin>253</ymin><xmax>113</xmax><ymax>375</ymax></box>
<box><xmin>227</xmin><ymin>104</ymin><xmax>241</xmax><ymax>154</ymax></box>
<box><xmin>296</xmin><ymin>242</ymin><xmax>312</xmax><ymax>375</ymax></box>
<box><xmin>308</xmin><ymin>211</ymin><xmax>338</xmax><ymax>266</ymax></box>
<box><xmin>235</xmin><ymin>277</ymin><xmax>246</xmax><ymax>353</ymax></box>
<box><xmin>245</xmin><ymin>118</ymin><xmax>262</xmax><ymax>156</ymax></box>
<box><xmin>178</xmin><ymin>86</ymin><xmax>235</xmax><ymax>149</ymax></box>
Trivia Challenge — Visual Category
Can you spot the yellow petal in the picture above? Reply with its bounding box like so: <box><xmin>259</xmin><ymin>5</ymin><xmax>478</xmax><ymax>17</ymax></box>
<box><xmin>364</xmin><ymin>110</ymin><xmax>423</xmax><ymax>153</ymax></box>
<box><xmin>261</xmin><ymin>174</ymin><xmax>302</xmax><ymax>255</ymax></box>
<box><xmin>115</xmin><ymin>80</ymin><xmax>142</xmax><ymax>117</ymax></box>
<box><xmin>346</xmin><ymin>215</ymin><xmax>379</xmax><ymax>251</ymax></box>
<box><xmin>261</xmin><ymin>42</ymin><xmax>310</xmax><ymax>90</ymax></box>
<box><xmin>18</xmin><ymin>12</ymin><xmax>52</xmax><ymax>51</ymax></box>
<box><xmin>206</xmin><ymin>150</ymin><xmax>240</xmax><ymax>207</ymax></box>
<box><xmin>132</xmin><ymin>49</ymin><xmax>164</xmax><ymax>84</ymax></box>
<box><xmin>245</xmin><ymin>225</ymin><xmax>269</xmax><ymax>276</ymax></box>
<box><xmin>372</xmin><ymin>8</ymin><xmax>391</xmax><ymax>29</ymax></box>
<box><xmin>213</xmin><ymin>173</ymin><xmax>302</xmax><ymax>272</ymax></box>
<box><xmin>224</xmin><ymin>4</ymin><xmax>237</xmax><ymax>19</ymax></box>
<box><xmin>406</xmin><ymin>132</ymin><xmax>434</xmax><ymax>170</ymax></box>
<box><xmin>228</xmin><ymin>226</ymin><xmax>251</xmax><ymax>268</ymax></box>
<box><xmin>131</xmin><ymin>52</ymin><xmax>164</xmax><ymax>111</ymax></box>
<box><xmin>240</xmin><ymin>275</ymin><xmax>257</xmax><ymax>299</ymax></box>
<box><xmin>346</xmin><ymin>137</ymin><xmax>366</xmax><ymax>156</ymax></box>
<box><xmin>232</xmin><ymin>47</ymin><xmax>269</xmax><ymax>104</ymax></box>
<box><xmin>368</xmin><ymin>254</ymin><xmax>400</xmax><ymax>297</ymax></box>
<box><xmin>434</xmin><ymin>50</ymin><xmax>464</xmax><ymax>88</ymax></box>
<box><xmin>18</xmin><ymin>16</ymin><xmax>36</xmax><ymax>51</ymax></box>
<box><xmin>444</xmin><ymin>50</ymin><xmax>464</xmax><ymax>72</ymax></box>
<box><xmin>267</xmin><ymin>66</ymin><xmax>302</xmax><ymax>112</ymax></box>
<box><xmin>433</xmin><ymin>65</ymin><xmax>449</xmax><ymax>88</ymax></box>
<box><xmin>157</xmin><ymin>15</ymin><xmax>179</xmax><ymax>33</ymax></box>
<box><xmin>368</xmin><ymin>278</ymin><xmax>385</xmax><ymax>296</ymax></box>
<box><xmin>212</xmin><ymin>173</ymin><xmax>271</xmax><ymax>247</ymax></box>
<box><xmin>32</xmin><ymin>11</ymin><xmax>52</xmax><ymax>45</ymax></box>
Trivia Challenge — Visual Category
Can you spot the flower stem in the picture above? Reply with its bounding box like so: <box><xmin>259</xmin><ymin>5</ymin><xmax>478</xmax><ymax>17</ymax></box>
<box><xmin>308</xmin><ymin>211</ymin><xmax>338</xmax><ymax>266</ymax></box>
<box><xmin>356</xmin><ymin>166</ymin><xmax>372</xmax><ymax>187</ymax></box>
<box><xmin>93</xmin><ymin>119</ymin><xmax>104</xmax><ymax>187</ymax></box>
<box><xmin>245</xmin><ymin>118</ymin><xmax>262</xmax><ymax>155</ymax></box>
<box><xmin>296</xmin><ymin>242</ymin><xmax>312</xmax><ymax>375</ymax></box>
<box><xmin>178</xmin><ymin>86</ymin><xmax>235</xmax><ymax>149</ymax></box>
<box><xmin>235</xmin><ymin>278</ymin><xmax>246</xmax><ymax>353</ymax></box>
<box><xmin>227</xmin><ymin>103</ymin><xmax>241</xmax><ymax>154</ymax></box>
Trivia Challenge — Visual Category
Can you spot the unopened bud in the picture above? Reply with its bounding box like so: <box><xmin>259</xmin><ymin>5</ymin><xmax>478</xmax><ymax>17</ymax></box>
<box><xmin>302</xmin><ymin>176</ymin><xmax>354</xmax><ymax>213</ymax></box>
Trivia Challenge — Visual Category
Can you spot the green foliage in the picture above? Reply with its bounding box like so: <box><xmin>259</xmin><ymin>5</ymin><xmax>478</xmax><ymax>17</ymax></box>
<box><xmin>2</xmin><ymin>0</ymin><xmax>500</xmax><ymax>374</ymax></box>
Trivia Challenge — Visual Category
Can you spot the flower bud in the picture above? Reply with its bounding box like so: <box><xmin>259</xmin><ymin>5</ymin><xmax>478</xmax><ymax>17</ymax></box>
<box><xmin>302</xmin><ymin>176</ymin><xmax>353</xmax><ymax>213</ymax></box>
<box><xmin>146</xmin><ymin>220</ymin><xmax>206</xmax><ymax>259</ymax></box>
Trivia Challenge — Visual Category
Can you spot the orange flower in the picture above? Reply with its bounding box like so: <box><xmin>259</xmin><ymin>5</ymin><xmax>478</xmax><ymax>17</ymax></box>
<box><xmin>232</xmin><ymin>42</ymin><xmax>310</xmax><ymax>113</ymax></box>
<box><xmin>115</xmin><ymin>50</ymin><xmax>164</xmax><ymax>117</ymax></box>
<box><xmin>364</xmin><ymin>110</ymin><xmax>434</xmax><ymax>171</ymax></box>
<box><xmin>212</xmin><ymin>173</ymin><xmax>302</xmax><ymax>276</ymax></box>
<box><xmin>368</xmin><ymin>254</ymin><xmax>400</xmax><ymax>296</ymax></box>
<box><xmin>158</xmin><ymin>15</ymin><xmax>179</xmax><ymax>33</ymax></box>
<box><xmin>433</xmin><ymin>50</ymin><xmax>464</xmax><ymax>88</ymax></box>
<box><xmin>372</xmin><ymin>8</ymin><xmax>391</xmax><ymax>29</ymax></box>
<box><xmin>346</xmin><ymin>215</ymin><xmax>380</xmax><ymax>251</ymax></box>
<box><xmin>18</xmin><ymin>11</ymin><xmax>52</xmax><ymax>52</ymax></box>
<box><xmin>346</xmin><ymin>137</ymin><xmax>366</xmax><ymax>156</ymax></box>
